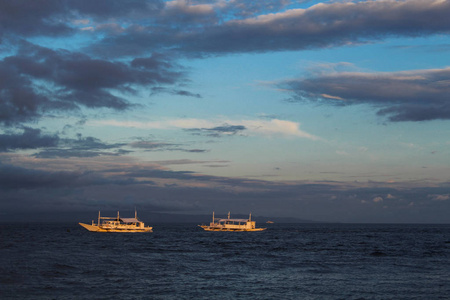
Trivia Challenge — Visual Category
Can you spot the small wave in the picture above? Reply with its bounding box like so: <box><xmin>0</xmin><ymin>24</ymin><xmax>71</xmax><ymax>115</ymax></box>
<box><xmin>0</xmin><ymin>243</ymin><xmax>15</xmax><ymax>249</ymax></box>
<box><xmin>81</xmin><ymin>269</ymin><xmax>97</xmax><ymax>275</ymax></box>
<box><xmin>0</xmin><ymin>271</ymin><xmax>24</xmax><ymax>285</ymax></box>
<box><xmin>53</xmin><ymin>263</ymin><xmax>77</xmax><ymax>270</ymax></box>
<box><xmin>40</xmin><ymin>270</ymin><xmax>67</xmax><ymax>278</ymax></box>
<box><xmin>370</xmin><ymin>250</ymin><xmax>387</xmax><ymax>257</ymax></box>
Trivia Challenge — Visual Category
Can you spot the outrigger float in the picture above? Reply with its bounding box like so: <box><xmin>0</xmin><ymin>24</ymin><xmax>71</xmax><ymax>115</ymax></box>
<box><xmin>79</xmin><ymin>210</ymin><xmax>153</xmax><ymax>232</ymax></box>
<box><xmin>199</xmin><ymin>212</ymin><xmax>266</xmax><ymax>232</ymax></box>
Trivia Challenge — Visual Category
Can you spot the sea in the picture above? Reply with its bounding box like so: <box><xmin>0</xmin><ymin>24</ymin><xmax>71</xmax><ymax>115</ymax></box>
<box><xmin>1</xmin><ymin>223</ymin><xmax>449</xmax><ymax>299</ymax></box>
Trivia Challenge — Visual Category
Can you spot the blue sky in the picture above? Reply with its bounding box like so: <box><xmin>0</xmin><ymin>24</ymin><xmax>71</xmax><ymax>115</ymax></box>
<box><xmin>1</xmin><ymin>0</ymin><xmax>450</xmax><ymax>223</ymax></box>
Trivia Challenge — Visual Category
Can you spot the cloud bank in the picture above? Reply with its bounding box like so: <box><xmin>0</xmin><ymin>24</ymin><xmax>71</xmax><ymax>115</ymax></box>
<box><xmin>85</xmin><ymin>0</ymin><xmax>450</xmax><ymax>56</ymax></box>
<box><xmin>280</xmin><ymin>67</ymin><xmax>450</xmax><ymax>121</ymax></box>
<box><xmin>0</xmin><ymin>42</ymin><xmax>185</xmax><ymax>126</ymax></box>
<box><xmin>0</xmin><ymin>128</ymin><xmax>59</xmax><ymax>151</ymax></box>
<box><xmin>1</xmin><ymin>159</ymin><xmax>449</xmax><ymax>223</ymax></box>
<box><xmin>2</xmin><ymin>0</ymin><xmax>450</xmax><ymax>126</ymax></box>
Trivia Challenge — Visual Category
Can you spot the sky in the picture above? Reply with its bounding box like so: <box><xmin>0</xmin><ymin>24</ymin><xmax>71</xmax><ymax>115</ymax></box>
<box><xmin>1</xmin><ymin>0</ymin><xmax>450</xmax><ymax>223</ymax></box>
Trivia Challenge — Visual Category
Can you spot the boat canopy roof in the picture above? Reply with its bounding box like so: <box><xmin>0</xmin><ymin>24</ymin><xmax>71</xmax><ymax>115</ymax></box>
<box><xmin>120</xmin><ymin>218</ymin><xmax>140</xmax><ymax>223</ymax></box>
<box><xmin>218</xmin><ymin>218</ymin><xmax>249</xmax><ymax>223</ymax></box>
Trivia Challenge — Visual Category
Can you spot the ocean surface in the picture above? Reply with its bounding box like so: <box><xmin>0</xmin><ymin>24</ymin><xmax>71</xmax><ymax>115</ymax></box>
<box><xmin>1</xmin><ymin>222</ymin><xmax>449</xmax><ymax>299</ymax></box>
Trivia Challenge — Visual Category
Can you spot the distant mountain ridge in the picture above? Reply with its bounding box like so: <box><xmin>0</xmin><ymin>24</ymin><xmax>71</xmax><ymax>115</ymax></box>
<box><xmin>147</xmin><ymin>212</ymin><xmax>318</xmax><ymax>224</ymax></box>
<box><xmin>0</xmin><ymin>211</ymin><xmax>318</xmax><ymax>223</ymax></box>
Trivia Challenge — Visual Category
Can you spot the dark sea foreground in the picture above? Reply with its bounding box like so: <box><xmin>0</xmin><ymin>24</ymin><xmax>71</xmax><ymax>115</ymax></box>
<box><xmin>1</xmin><ymin>223</ymin><xmax>450</xmax><ymax>299</ymax></box>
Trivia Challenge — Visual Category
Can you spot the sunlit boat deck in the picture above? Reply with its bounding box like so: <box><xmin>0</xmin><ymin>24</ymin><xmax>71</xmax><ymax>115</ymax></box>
<box><xmin>199</xmin><ymin>212</ymin><xmax>266</xmax><ymax>232</ymax></box>
<box><xmin>79</xmin><ymin>211</ymin><xmax>153</xmax><ymax>232</ymax></box>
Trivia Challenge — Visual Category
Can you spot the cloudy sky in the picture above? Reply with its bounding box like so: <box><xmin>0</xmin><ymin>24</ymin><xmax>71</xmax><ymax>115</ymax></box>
<box><xmin>1</xmin><ymin>0</ymin><xmax>450</xmax><ymax>223</ymax></box>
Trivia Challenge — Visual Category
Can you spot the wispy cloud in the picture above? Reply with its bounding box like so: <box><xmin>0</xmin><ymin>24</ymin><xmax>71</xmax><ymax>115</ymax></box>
<box><xmin>240</xmin><ymin>119</ymin><xmax>321</xmax><ymax>140</ymax></box>
<box><xmin>91</xmin><ymin>118</ymin><xmax>322</xmax><ymax>140</ymax></box>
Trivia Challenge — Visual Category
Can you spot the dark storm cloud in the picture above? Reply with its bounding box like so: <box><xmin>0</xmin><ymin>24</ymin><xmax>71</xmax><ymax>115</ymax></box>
<box><xmin>158</xmin><ymin>0</ymin><xmax>293</xmax><ymax>27</ymax></box>
<box><xmin>150</xmin><ymin>87</ymin><xmax>202</xmax><ymax>98</ymax></box>
<box><xmin>4</xmin><ymin>1</ymin><xmax>450</xmax><ymax>57</ymax></box>
<box><xmin>62</xmin><ymin>135</ymin><xmax>127</xmax><ymax>151</ymax></box>
<box><xmin>220</xmin><ymin>0</ymin><xmax>294</xmax><ymax>18</ymax></box>
<box><xmin>0</xmin><ymin>57</ymin><xmax>53</xmax><ymax>126</ymax></box>
<box><xmin>0</xmin><ymin>0</ymin><xmax>163</xmax><ymax>38</ymax></box>
<box><xmin>130</xmin><ymin>140</ymin><xmax>183</xmax><ymax>152</ymax></box>
<box><xmin>390</xmin><ymin>43</ymin><xmax>450</xmax><ymax>53</ymax></box>
<box><xmin>161</xmin><ymin>0</ymin><xmax>218</xmax><ymax>25</ymax></box>
<box><xmin>69</xmin><ymin>0</ymin><xmax>164</xmax><ymax>19</ymax></box>
<box><xmin>186</xmin><ymin>124</ymin><xmax>247</xmax><ymax>137</ymax></box>
<box><xmin>26</xmin><ymin>136</ymin><xmax>208</xmax><ymax>158</ymax></box>
<box><xmin>184</xmin><ymin>149</ymin><xmax>208</xmax><ymax>153</ymax></box>
<box><xmin>173</xmin><ymin>90</ymin><xmax>202</xmax><ymax>98</ymax></box>
<box><xmin>207</xmin><ymin>125</ymin><xmax>246</xmax><ymax>134</ymax></box>
<box><xmin>156</xmin><ymin>159</ymin><xmax>229</xmax><ymax>166</ymax></box>
<box><xmin>0</xmin><ymin>0</ymin><xmax>72</xmax><ymax>38</ymax></box>
<box><xmin>0</xmin><ymin>42</ymin><xmax>184</xmax><ymax>125</ymax></box>
<box><xmin>130</xmin><ymin>140</ymin><xmax>208</xmax><ymax>153</ymax></box>
<box><xmin>183</xmin><ymin>0</ymin><xmax>450</xmax><ymax>54</ymax></box>
<box><xmin>3</xmin><ymin>0</ymin><xmax>449</xmax><ymax>126</ymax></box>
<box><xmin>0</xmin><ymin>162</ymin><xmax>129</xmax><ymax>190</ymax></box>
<box><xmin>33</xmin><ymin>149</ymin><xmax>126</xmax><ymax>158</ymax></box>
<box><xmin>26</xmin><ymin>135</ymin><xmax>208</xmax><ymax>158</ymax></box>
<box><xmin>103</xmin><ymin>165</ymin><xmax>288</xmax><ymax>189</ymax></box>
<box><xmin>280</xmin><ymin>67</ymin><xmax>450</xmax><ymax>122</ymax></box>
<box><xmin>32</xmin><ymin>135</ymin><xmax>129</xmax><ymax>158</ymax></box>
<box><xmin>130</xmin><ymin>141</ymin><xmax>180</xmax><ymax>150</ymax></box>
<box><xmin>112</xmin><ymin>168</ymin><xmax>199</xmax><ymax>181</ymax></box>
<box><xmin>1</xmin><ymin>160</ymin><xmax>449</xmax><ymax>222</ymax></box>
<box><xmin>0</xmin><ymin>127</ymin><xmax>59</xmax><ymax>151</ymax></box>
<box><xmin>86</xmin><ymin>0</ymin><xmax>450</xmax><ymax>57</ymax></box>
<box><xmin>131</xmin><ymin>53</ymin><xmax>177</xmax><ymax>70</ymax></box>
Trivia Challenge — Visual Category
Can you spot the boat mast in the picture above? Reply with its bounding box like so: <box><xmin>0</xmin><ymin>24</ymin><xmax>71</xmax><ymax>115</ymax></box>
<box><xmin>212</xmin><ymin>211</ymin><xmax>215</xmax><ymax>223</ymax></box>
<box><xmin>249</xmin><ymin>212</ymin><xmax>251</xmax><ymax>221</ymax></box>
<box><xmin>228</xmin><ymin>211</ymin><xmax>230</xmax><ymax>219</ymax></box>
<box><xmin>98</xmin><ymin>211</ymin><xmax>100</xmax><ymax>226</ymax></box>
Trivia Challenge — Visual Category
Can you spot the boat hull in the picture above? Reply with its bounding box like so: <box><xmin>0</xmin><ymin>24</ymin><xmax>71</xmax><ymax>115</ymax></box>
<box><xmin>79</xmin><ymin>223</ymin><xmax>101</xmax><ymax>232</ymax></box>
<box><xmin>79</xmin><ymin>223</ymin><xmax>153</xmax><ymax>232</ymax></box>
<box><xmin>199</xmin><ymin>225</ymin><xmax>266</xmax><ymax>232</ymax></box>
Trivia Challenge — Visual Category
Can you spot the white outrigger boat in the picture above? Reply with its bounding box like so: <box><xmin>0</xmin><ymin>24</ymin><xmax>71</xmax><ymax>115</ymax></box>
<box><xmin>79</xmin><ymin>210</ymin><xmax>153</xmax><ymax>232</ymax></box>
<box><xmin>199</xmin><ymin>212</ymin><xmax>266</xmax><ymax>232</ymax></box>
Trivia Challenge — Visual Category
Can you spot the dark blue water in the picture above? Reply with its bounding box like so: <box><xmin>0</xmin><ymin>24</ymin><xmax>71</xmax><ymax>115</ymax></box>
<box><xmin>1</xmin><ymin>223</ymin><xmax>449</xmax><ymax>299</ymax></box>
